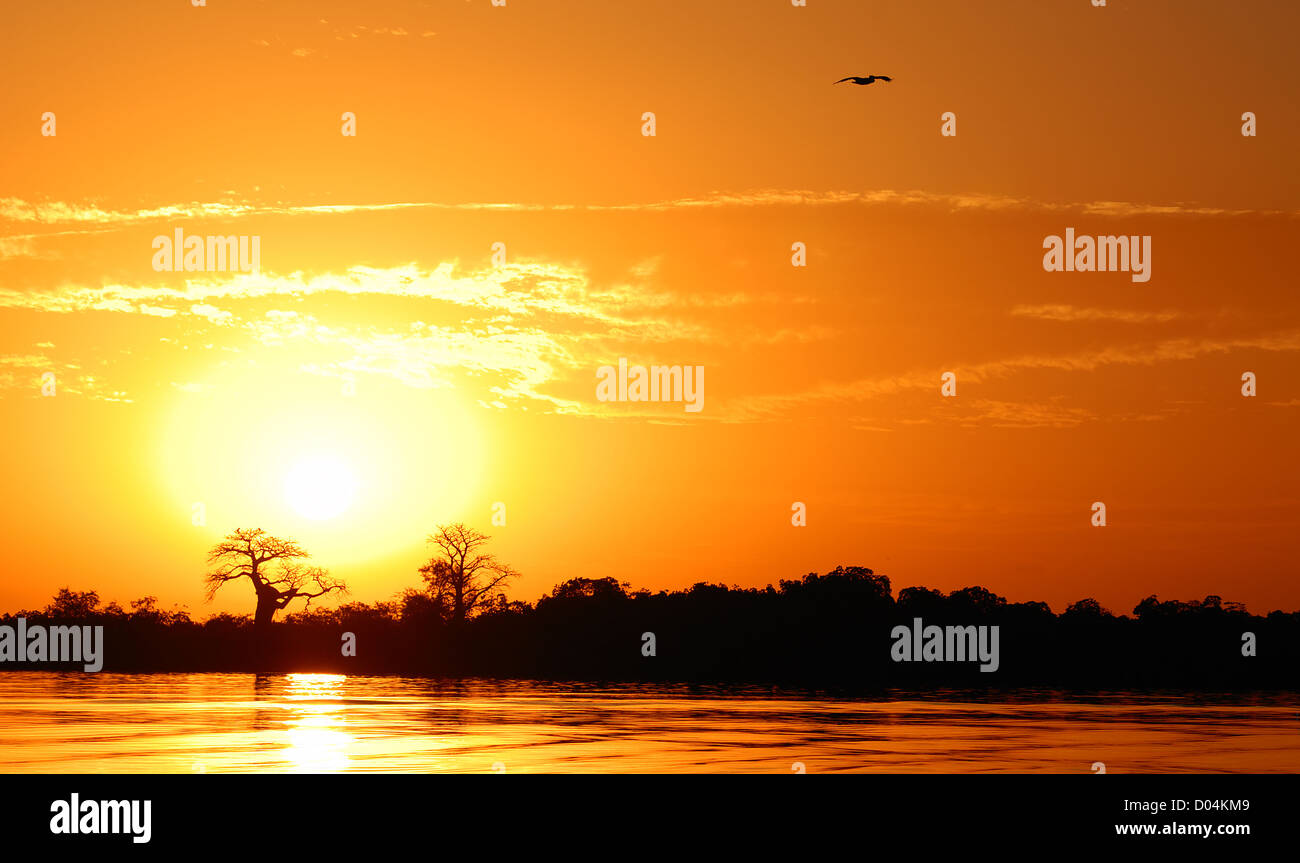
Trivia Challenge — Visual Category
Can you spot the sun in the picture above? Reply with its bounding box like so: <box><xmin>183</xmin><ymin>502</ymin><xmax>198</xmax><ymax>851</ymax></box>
<box><xmin>159</xmin><ymin>365</ymin><xmax>485</xmax><ymax>565</ymax></box>
<box><xmin>284</xmin><ymin>453</ymin><xmax>359</xmax><ymax>521</ymax></box>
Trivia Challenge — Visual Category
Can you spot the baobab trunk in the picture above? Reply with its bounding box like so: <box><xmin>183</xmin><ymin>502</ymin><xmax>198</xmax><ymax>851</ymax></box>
<box><xmin>253</xmin><ymin>584</ymin><xmax>280</xmax><ymax>631</ymax></box>
<box><xmin>250</xmin><ymin>589</ymin><xmax>279</xmax><ymax>669</ymax></box>
<box><xmin>254</xmin><ymin>598</ymin><xmax>277</xmax><ymax>629</ymax></box>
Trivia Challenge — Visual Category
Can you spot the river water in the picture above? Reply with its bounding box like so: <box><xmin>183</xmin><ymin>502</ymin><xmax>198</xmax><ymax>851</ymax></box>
<box><xmin>0</xmin><ymin>672</ymin><xmax>1295</xmax><ymax>773</ymax></box>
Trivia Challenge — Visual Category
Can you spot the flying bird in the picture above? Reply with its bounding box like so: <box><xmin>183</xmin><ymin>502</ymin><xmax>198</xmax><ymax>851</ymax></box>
<box><xmin>835</xmin><ymin>75</ymin><xmax>892</xmax><ymax>86</ymax></box>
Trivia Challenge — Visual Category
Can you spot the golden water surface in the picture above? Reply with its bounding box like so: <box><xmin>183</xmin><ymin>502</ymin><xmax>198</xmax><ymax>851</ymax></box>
<box><xmin>0</xmin><ymin>673</ymin><xmax>1295</xmax><ymax>773</ymax></box>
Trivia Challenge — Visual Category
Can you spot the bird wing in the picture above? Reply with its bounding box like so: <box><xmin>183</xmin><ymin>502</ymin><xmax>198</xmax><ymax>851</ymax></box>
<box><xmin>834</xmin><ymin>77</ymin><xmax>856</xmax><ymax>84</ymax></box>
<box><xmin>876</xmin><ymin>75</ymin><xmax>892</xmax><ymax>82</ymax></box>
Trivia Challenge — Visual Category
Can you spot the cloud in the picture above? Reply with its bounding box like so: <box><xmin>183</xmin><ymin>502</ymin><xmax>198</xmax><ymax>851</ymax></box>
<box><xmin>0</xmin><ymin>260</ymin><xmax>743</xmax><ymax>411</ymax></box>
<box><xmin>0</xmin><ymin>354</ymin><xmax>129</xmax><ymax>402</ymax></box>
<box><xmin>139</xmin><ymin>305</ymin><xmax>178</xmax><ymax>318</ymax></box>
<box><xmin>0</xmin><ymin>227</ymin><xmax>117</xmax><ymax>258</ymax></box>
<box><xmin>582</xmin><ymin>190</ymin><xmax>1288</xmax><ymax>216</ymax></box>
<box><xmin>0</xmin><ymin>198</ymin><xmax>256</xmax><ymax>225</ymax></box>
<box><xmin>727</xmin><ymin>331</ymin><xmax>1300</xmax><ymax>422</ymax></box>
<box><xmin>189</xmin><ymin>304</ymin><xmax>234</xmax><ymax>324</ymax></box>
<box><xmin>956</xmin><ymin>399</ymin><xmax>1096</xmax><ymax>428</ymax></box>
<box><xmin>0</xmin><ymin>261</ymin><xmax>764</xmax><ymax>345</ymax></box>
<box><xmin>1010</xmin><ymin>305</ymin><xmax>1182</xmax><ymax>324</ymax></box>
<box><xmin>3</xmin><ymin>189</ymin><xmax>1289</xmax><ymax>231</ymax></box>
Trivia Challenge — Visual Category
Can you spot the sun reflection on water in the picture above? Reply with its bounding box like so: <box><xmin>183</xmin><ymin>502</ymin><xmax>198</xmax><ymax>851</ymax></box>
<box><xmin>280</xmin><ymin>673</ymin><xmax>352</xmax><ymax>773</ymax></box>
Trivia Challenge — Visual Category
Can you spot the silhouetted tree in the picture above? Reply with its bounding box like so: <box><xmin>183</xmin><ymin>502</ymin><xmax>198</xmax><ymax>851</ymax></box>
<box><xmin>1064</xmin><ymin>598</ymin><xmax>1112</xmax><ymax>618</ymax></box>
<box><xmin>44</xmin><ymin>587</ymin><xmax>101</xmax><ymax>617</ymax></box>
<box><xmin>398</xmin><ymin>587</ymin><xmax>446</xmax><ymax>625</ymax></box>
<box><xmin>545</xmin><ymin>577</ymin><xmax>629</xmax><ymax>602</ymax></box>
<box><xmin>418</xmin><ymin>523</ymin><xmax>518</xmax><ymax>625</ymax></box>
<box><xmin>897</xmin><ymin>586</ymin><xmax>946</xmax><ymax>615</ymax></box>
<box><xmin>204</xmin><ymin>528</ymin><xmax>346</xmax><ymax>630</ymax></box>
<box><xmin>948</xmin><ymin>585</ymin><xmax>1007</xmax><ymax>613</ymax></box>
<box><xmin>779</xmin><ymin>566</ymin><xmax>892</xmax><ymax>602</ymax></box>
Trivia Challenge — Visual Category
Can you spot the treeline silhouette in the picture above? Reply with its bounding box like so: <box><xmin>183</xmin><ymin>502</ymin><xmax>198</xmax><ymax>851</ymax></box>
<box><xmin>4</xmin><ymin>568</ymin><xmax>1298</xmax><ymax>689</ymax></box>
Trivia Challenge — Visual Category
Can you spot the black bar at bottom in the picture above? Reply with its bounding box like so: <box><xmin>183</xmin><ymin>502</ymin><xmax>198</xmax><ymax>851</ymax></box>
<box><xmin>0</xmin><ymin>774</ymin><xmax>1283</xmax><ymax>852</ymax></box>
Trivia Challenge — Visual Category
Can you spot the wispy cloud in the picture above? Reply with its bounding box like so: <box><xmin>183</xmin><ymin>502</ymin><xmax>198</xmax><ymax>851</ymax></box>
<box><xmin>727</xmin><ymin>331</ymin><xmax>1300</xmax><ymax>422</ymax></box>
<box><xmin>1010</xmin><ymin>304</ymin><xmax>1182</xmax><ymax>324</ymax></box>
<box><xmin>0</xmin><ymin>261</ymin><xmax>778</xmax><ymax>335</ymax></box>
<box><xmin>0</xmin><ymin>198</ymin><xmax>257</xmax><ymax>225</ymax></box>
<box><xmin>3</xmin><ymin>189</ymin><xmax>1290</xmax><ymax>231</ymax></box>
<box><xmin>0</xmin><ymin>354</ymin><xmax>130</xmax><ymax>402</ymax></box>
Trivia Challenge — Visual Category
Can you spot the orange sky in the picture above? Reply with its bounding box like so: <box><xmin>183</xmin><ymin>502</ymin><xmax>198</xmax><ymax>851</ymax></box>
<box><xmin>1</xmin><ymin>0</ymin><xmax>1298</xmax><ymax>617</ymax></box>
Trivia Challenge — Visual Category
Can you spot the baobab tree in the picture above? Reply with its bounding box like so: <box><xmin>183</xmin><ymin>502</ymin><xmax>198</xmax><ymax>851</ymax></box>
<box><xmin>418</xmin><ymin>523</ymin><xmax>518</xmax><ymax>625</ymax></box>
<box><xmin>205</xmin><ymin>528</ymin><xmax>347</xmax><ymax>630</ymax></box>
